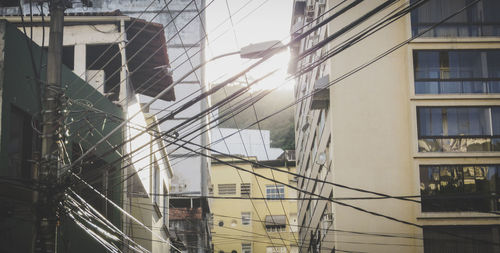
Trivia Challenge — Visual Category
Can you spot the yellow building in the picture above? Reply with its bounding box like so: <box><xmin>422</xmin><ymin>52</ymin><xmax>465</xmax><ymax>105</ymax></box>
<box><xmin>211</xmin><ymin>155</ymin><xmax>299</xmax><ymax>253</ymax></box>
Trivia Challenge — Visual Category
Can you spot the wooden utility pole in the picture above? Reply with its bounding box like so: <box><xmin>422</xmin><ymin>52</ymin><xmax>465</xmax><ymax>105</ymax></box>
<box><xmin>37</xmin><ymin>0</ymin><xmax>65</xmax><ymax>252</ymax></box>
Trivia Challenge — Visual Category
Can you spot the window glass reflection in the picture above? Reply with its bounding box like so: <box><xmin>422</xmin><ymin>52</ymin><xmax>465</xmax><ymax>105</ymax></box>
<box><xmin>413</xmin><ymin>50</ymin><xmax>500</xmax><ymax>95</ymax></box>
<box><xmin>411</xmin><ymin>0</ymin><xmax>500</xmax><ymax>37</ymax></box>
<box><xmin>420</xmin><ymin>165</ymin><xmax>500</xmax><ymax>212</ymax></box>
<box><xmin>417</xmin><ymin>107</ymin><xmax>500</xmax><ymax>152</ymax></box>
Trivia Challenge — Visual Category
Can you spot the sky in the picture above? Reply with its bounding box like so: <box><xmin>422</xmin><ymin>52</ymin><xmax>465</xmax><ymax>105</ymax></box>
<box><xmin>205</xmin><ymin>0</ymin><xmax>294</xmax><ymax>91</ymax></box>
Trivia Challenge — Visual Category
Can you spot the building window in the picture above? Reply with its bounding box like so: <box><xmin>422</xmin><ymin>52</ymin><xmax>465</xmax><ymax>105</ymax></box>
<box><xmin>153</xmin><ymin>159</ymin><xmax>160</xmax><ymax>205</ymax></box>
<box><xmin>218</xmin><ymin>184</ymin><xmax>236</xmax><ymax>195</ymax></box>
<box><xmin>321</xmin><ymin>201</ymin><xmax>333</xmax><ymax>232</ymax></box>
<box><xmin>417</xmin><ymin>106</ymin><xmax>500</xmax><ymax>152</ymax></box>
<box><xmin>163</xmin><ymin>184</ymin><xmax>169</xmax><ymax>228</ymax></box>
<box><xmin>266</xmin><ymin>185</ymin><xmax>285</xmax><ymax>199</ymax></box>
<box><xmin>241</xmin><ymin>183</ymin><xmax>251</xmax><ymax>196</ymax></box>
<box><xmin>242</xmin><ymin>243</ymin><xmax>251</xmax><ymax>253</ymax></box>
<box><xmin>266</xmin><ymin>226</ymin><xmax>286</xmax><ymax>232</ymax></box>
<box><xmin>265</xmin><ymin>215</ymin><xmax>286</xmax><ymax>232</ymax></box>
<box><xmin>311</xmin><ymin>182</ymin><xmax>318</xmax><ymax>209</ymax></box>
<box><xmin>241</xmin><ymin>212</ymin><xmax>251</xmax><ymax>225</ymax></box>
<box><xmin>411</xmin><ymin>0</ymin><xmax>500</xmax><ymax>37</ymax></box>
<box><xmin>423</xmin><ymin>225</ymin><xmax>500</xmax><ymax>252</ymax></box>
<box><xmin>0</xmin><ymin>0</ymin><xmax>19</xmax><ymax>7</ymax></box>
<box><xmin>413</xmin><ymin>50</ymin><xmax>500</xmax><ymax>94</ymax></box>
<box><xmin>266</xmin><ymin>246</ymin><xmax>287</xmax><ymax>253</ymax></box>
<box><xmin>8</xmin><ymin>106</ymin><xmax>38</xmax><ymax>179</ymax></box>
<box><xmin>420</xmin><ymin>165</ymin><xmax>500</xmax><ymax>212</ymax></box>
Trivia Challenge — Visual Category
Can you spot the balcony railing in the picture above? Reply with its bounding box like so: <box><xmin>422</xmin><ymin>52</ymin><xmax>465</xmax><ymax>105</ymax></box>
<box><xmin>412</xmin><ymin>22</ymin><xmax>500</xmax><ymax>38</ymax></box>
<box><xmin>415</xmin><ymin>79</ymin><xmax>500</xmax><ymax>95</ymax></box>
<box><xmin>421</xmin><ymin>192</ymin><xmax>500</xmax><ymax>212</ymax></box>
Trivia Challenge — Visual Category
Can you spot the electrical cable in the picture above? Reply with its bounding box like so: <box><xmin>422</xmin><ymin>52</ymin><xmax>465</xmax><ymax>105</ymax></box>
<box><xmin>63</xmin><ymin>189</ymin><xmax>151</xmax><ymax>253</ymax></box>
<box><xmin>39</xmin><ymin>1</ymin><xmax>492</xmax><ymax>250</ymax></box>
<box><xmin>66</xmin><ymin>0</ymin><xmax>362</xmax><ymax>171</ymax></box>
<box><xmin>53</xmin><ymin>0</ymin><xmax>344</xmax><ymax>174</ymax></box>
<box><xmin>134</xmin><ymin>193</ymin><xmax>422</xmax><ymax>201</ymax></box>
<box><xmin>56</xmin><ymin>0</ymin><xmax>350</xmax><ymax>182</ymax></box>
<box><xmin>222</xmin><ymin>1</ymin><xmax>300</xmax><ymax>249</ymax></box>
<box><xmin>85</xmin><ymin>0</ymin><xmax>381</xmax><ymax>172</ymax></box>
<box><xmin>69</xmin><ymin>70</ymin><xmax>276</xmax><ymax>189</ymax></box>
<box><xmin>65</xmin><ymin>48</ymin><xmax>278</xmax><ymax>175</ymax></box>
<box><xmin>175</xmin><ymin>0</ymin><xmax>483</xmax><ymax>185</ymax></box>
<box><xmin>297</xmin><ymin>0</ymin><xmax>398</xmax><ymax>61</ymax></box>
<box><xmin>293</xmin><ymin>0</ymin><xmax>429</xmax><ymax>77</ymax></box>
<box><xmin>68</xmin><ymin>0</ymin><xmax>482</xmax><ymax>213</ymax></box>
<box><xmin>165</xmin><ymin>135</ymin><xmax>500</xmax><ymax>247</ymax></box>
<box><xmin>80</xmin><ymin>0</ymin><xmax>205</xmax><ymax>102</ymax></box>
<box><xmin>215</xmin><ymin>225</ymin><xmax>421</xmax><ymax>249</ymax></box>
<box><xmin>70</xmin><ymin>172</ymin><xmax>183</xmax><ymax>252</ymax></box>
<box><xmin>68</xmin><ymin>0</ymin><xmax>170</xmax><ymax>95</ymax></box>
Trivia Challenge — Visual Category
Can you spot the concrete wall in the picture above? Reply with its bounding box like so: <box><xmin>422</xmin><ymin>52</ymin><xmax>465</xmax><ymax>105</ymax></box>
<box><xmin>328</xmin><ymin>1</ymin><xmax>420</xmax><ymax>252</ymax></box>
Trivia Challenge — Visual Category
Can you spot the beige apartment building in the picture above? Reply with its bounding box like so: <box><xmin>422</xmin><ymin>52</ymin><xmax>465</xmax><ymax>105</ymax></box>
<box><xmin>291</xmin><ymin>0</ymin><xmax>500</xmax><ymax>252</ymax></box>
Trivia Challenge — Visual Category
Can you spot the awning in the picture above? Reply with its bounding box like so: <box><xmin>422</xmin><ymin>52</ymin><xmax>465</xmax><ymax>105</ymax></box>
<box><xmin>126</xmin><ymin>18</ymin><xmax>175</xmax><ymax>101</ymax></box>
<box><xmin>265</xmin><ymin>215</ymin><xmax>287</xmax><ymax>226</ymax></box>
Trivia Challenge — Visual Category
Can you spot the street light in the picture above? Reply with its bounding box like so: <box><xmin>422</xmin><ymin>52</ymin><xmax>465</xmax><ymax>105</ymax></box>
<box><xmin>239</xmin><ymin>40</ymin><xmax>285</xmax><ymax>59</ymax></box>
<box><xmin>154</xmin><ymin>40</ymin><xmax>286</xmax><ymax>70</ymax></box>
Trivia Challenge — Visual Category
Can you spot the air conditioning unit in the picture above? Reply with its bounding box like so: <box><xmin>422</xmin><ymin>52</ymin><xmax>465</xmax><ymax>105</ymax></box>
<box><xmin>317</xmin><ymin>0</ymin><xmax>326</xmax><ymax>5</ymax></box>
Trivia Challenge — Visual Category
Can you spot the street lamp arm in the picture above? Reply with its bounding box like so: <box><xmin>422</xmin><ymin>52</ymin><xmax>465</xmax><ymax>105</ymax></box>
<box><xmin>154</xmin><ymin>50</ymin><xmax>241</xmax><ymax>70</ymax></box>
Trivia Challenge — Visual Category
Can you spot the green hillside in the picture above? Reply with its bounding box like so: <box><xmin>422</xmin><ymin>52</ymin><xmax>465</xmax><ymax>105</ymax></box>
<box><xmin>211</xmin><ymin>84</ymin><xmax>295</xmax><ymax>150</ymax></box>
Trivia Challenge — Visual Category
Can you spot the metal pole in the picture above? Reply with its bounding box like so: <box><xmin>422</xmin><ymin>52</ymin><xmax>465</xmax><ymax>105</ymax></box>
<box><xmin>37</xmin><ymin>0</ymin><xmax>65</xmax><ymax>252</ymax></box>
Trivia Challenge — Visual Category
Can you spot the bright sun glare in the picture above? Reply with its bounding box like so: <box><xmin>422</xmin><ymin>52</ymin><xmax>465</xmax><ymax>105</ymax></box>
<box><xmin>205</xmin><ymin>0</ymin><xmax>293</xmax><ymax>91</ymax></box>
<box><xmin>248</xmin><ymin>50</ymin><xmax>293</xmax><ymax>91</ymax></box>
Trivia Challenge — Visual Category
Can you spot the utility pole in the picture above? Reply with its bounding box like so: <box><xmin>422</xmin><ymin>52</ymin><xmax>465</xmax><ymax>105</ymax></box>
<box><xmin>37</xmin><ymin>0</ymin><xmax>65</xmax><ymax>252</ymax></box>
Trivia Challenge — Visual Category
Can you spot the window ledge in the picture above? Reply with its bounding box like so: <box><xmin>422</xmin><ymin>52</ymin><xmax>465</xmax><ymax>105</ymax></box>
<box><xmin>417</xmin><ymin>212</ymin><xmax>500</xmax><ymax>220</ymax></box>
<box><xmin>414</xmin><ymin>152</ymin><xmax>500</xmax><ymax>159</ymax></box>
<box><xmin>162</xmin><ymin>224</ymin><xmax>170</xmax><ymax>239</ymax></box>
<box><xmin>153</xmin><ymin>202</ymin><xmax>163</xmax><ymax>219</ymax></box>
<box><xmin>410</xmin><ymin>37</ymin><xmax>500</xmax><ymax>44</ymax></box>
<box><xmin>410</xmin><ymin>95</ymin><xmax>500</xmax><ymax>101</ymax></box>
